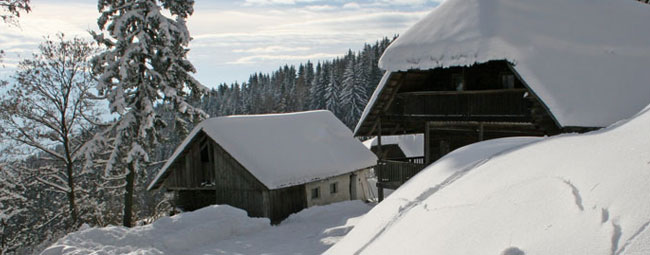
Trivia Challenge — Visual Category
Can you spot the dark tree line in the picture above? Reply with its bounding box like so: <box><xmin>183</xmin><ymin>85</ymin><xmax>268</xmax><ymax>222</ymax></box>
<box><xmin>197</xmin><ymin>37</ymin><xmax>393</xmax><ymax>129</ymax></box>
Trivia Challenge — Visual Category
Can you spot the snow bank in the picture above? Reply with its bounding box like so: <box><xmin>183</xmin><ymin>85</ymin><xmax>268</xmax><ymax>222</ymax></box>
<box><xmin>42</xmin><ymin>201</ymin><xmax>373</xmax><ymax>255</ymax></box>
<box><xmin>328</xmin><ymin>106</ymin><xmax>650</xmax><ymax>254</ymax></box>
<box><xmin>41</xmin><ymin>205</ymin><xmax>270</xmax><ymax>255</ymax></box>
<box><xmin>376</xmin><ymin>0</ymin><xmax>650</xmax><ymax>128</ymax></box>
<box><xmin>185</xmin><ymin>201</ymin><xmax>372</xmax><ymax>254</ymax></box>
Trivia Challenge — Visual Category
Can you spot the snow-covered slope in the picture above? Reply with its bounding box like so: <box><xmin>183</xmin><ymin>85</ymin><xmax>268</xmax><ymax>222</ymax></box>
<box><xmin>329</xmin><ymin>106</ymin><xmax>650</xmax><ymax>254</ymax></box>
<box><xmin>42</xmin><ymin>201</ymin><xmax>372</xmax><ymax>255</ymax></box>
<box><xmin>376</xmin><ymin>0</ymin><xmax>650</xmax><ymax>128</ymax></box>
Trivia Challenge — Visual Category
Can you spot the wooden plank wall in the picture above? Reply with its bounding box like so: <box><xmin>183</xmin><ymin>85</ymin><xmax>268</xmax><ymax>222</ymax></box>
<box><xmin>161</xmin><ymin>132</ymin><xmax>313</xmax><ymax>222</ymax></box>
<box><xmin>163</xmin><ymin>132</ymin><xmax>268</xmax><ymax>218</ymax></box>
<box><xmin>211</xmin><ymin>140</ymin><xmax>267</xmax><ymax>218</ymax></box>
<box><xmin>269</xmin><ymin>185</ymin><xmax>307</xmax><ymax>223</ymax></box>
<box><xmin>164</xmin><ymin>132</ymin><xmax>216</xmax><ymax>189</ymax></box>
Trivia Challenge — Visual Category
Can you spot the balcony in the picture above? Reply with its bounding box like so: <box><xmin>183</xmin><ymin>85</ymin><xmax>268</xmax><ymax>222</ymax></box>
<box><xmin>376</xmin><ymin>158</ymin><xmax>426</xmax><ymax>190</ymax></box>
<box><xmin>387</xmin><ymin>89</ymin><xmax>531</xmax><ymax>122</ymax></box>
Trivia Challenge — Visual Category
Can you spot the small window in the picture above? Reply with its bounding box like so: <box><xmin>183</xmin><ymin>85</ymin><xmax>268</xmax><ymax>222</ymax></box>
<box><xmin>452</xmin><ymin>73</ymin><xmax>464</xmax><ymax>91</ymax></box>
<box><xmin>501</xmin><ymin>73</ymin><xmax>515</xmax><ymax>89</ymax></box>
<box><xmin>330</xmin><ymin>182</ymin><xmax>338</xmax><ymax>194</ymax></box>
<box><xmin>311</xmin><ymin>187</ymin><xmax>320</xmax><ymax>199</ymax></box>
<box><xmin>200</xmin><ymin>144</ymin><xmax>210</xmax><ymax>163</ymax></box>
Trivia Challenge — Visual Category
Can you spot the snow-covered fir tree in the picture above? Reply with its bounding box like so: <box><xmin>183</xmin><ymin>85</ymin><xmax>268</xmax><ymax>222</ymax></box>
<box><xmin>309</xmin><ymin>62</ymin><xmax>326</xmax><ymax>110</ymax></box>
<box><xmin>192</xmin><ymin>37</ymin><xmax>392</xmax><ymax>130</ymax></box>
<box><xmin>324</xmin><ymin>64</ymin><xmax>341</xmax><ymax>116</ymax></box>
<box><xmin>90</xmin><ymin>0</ymin><xmax>206</xmax><ymax>227</ymax></box>
<box><xmin>340</xmin><ymin>56</ymin><xmax>369</xmax><ymax>128</ymax></box>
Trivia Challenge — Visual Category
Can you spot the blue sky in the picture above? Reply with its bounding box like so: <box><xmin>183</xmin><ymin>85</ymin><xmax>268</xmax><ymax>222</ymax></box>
<box><xmin>0</xmin><ymin>0</ymin><xmax>442</xmax><ymax>88</ymax></box>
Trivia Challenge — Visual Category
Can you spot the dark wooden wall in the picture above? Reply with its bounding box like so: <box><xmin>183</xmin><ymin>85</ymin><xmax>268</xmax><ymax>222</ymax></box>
<box><xmin>370</xmin><ymin>144</ymin><xmax>407</xmax><ymax>160</ymax></box>
<box><xmin>400</xmin><ymin>60</ymin><xmax>525</xmax><ymax>93</ymax></box>
<box><xmin>176</xmin><ymin>190</ymin><xmax>218</xmax><ymax>211</ymax></box>
<box><xmin>162</xmin><ymin>131</ymin><xmax>310</xmax><ymax>223</ymax></box>
<box><xmin>211</xmin><ymin>141</ymin><xmax>268</xmax><ymax>218</ymax></box>
<box><xmin>269</xmin><ymin>185</ymin><xmax>307</xmax><ymax>223</ymax></box>
<box><xmin>164</xmin><ymin>132</ymin><xmax>215</xmax><ymax>189</ymax></box>
<box><xmin>163</xmin><ymin>132</ymin><xmax>267</xmax><ymax>219</ymax></box>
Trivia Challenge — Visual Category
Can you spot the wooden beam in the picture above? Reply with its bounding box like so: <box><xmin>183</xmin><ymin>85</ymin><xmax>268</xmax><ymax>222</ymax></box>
<box><xmin>397</xmin><ymin>88</ymin><xmax>526</xmax><ymax>96</ymax></box>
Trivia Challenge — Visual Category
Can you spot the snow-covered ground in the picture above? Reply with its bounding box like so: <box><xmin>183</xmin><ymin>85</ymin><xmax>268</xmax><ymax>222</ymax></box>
<box><xmin>43</xmin><ymin>105</ymin><xmax>650</xmax><ymax>254</ymax></box>
<box><xmin>41</xmin><ymin>201</ymin><xmax>372</xmax><ymax>255</ymax></box>
<box><xmin>328</xmin><ymin>106</ymin><xmax>650</xmax><ymax>254</ymax></box>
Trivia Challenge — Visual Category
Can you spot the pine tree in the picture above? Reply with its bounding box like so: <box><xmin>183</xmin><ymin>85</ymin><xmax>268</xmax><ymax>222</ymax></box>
<box><xmin>90</xmin><ymin>0</ymin><xmax>206</xmax><ymax>227</ymax></box>
<box><xmin>341</xmin><ymin>55</ymin><xmax>369</xmax><ymax>129</ymax></box>
<box><xmin>310</xmin><ymin>63</ymin><xmax>326</xmax><ymax>110</ymax></box>
<box><xmin>324</xmin><ymin>64</ymin><xmax>341</xmax><ymax>116</ymax></box>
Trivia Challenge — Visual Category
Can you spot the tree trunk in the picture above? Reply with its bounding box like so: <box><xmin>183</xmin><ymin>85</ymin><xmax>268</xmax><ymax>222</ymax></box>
<box><xmin>62</xmin><ymin>135</ymin><xmax>78</xmax><ymax>227</ymax></box>
<box><xmin>123</xmin><ymin>162</ymin><xmax>136</xmax><ymax>227</ymax></box>
<box><xmin>1</xmin><ymin>218</ymin><xmax>5</xmax><ymax>253</ymax></box>
<box><xmin>65</xmin><ymin>162</ymin><xmax>78</xmax><ymax>227</ymax></box>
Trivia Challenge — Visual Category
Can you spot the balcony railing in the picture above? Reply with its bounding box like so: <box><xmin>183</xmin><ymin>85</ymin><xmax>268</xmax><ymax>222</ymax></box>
<box><xmin>376</xmin><ymin>158</ymin><xmax>426</xmax><ymax>185</ymax></box>
<box><xmin>390</xmin><ymin>89</ymin><xmax>531</xmax><ymax>122</ymax></box>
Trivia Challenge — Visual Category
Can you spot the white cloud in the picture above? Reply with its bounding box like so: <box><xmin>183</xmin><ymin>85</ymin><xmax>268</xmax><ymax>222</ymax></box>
<box><xmin>243</xmin><ymin>0</ymin><xmax>296</xmax><ymax>6</ymax></box>
<box><xmin>243</xmin><ymin>0</ymin><xmax>321</xmax><ymax>6</ymax></box>
<box><xmin>377</xmin><ymin>0</ymin><xmax>445</xmax><ymax>5</ymax></box>
<box><xmin>233</xmin><ymin>46</ymin><xmax>311</xmax><ymax>53</ymax></box>
<box><xmin>229</xmin><ymin>52</ymin><xmax>342</xmax><ymax>64</ymax></box>
<box><xmin>305</xmin><ymin>5</ymin><xmax>337</xmax><ymax>11</ymax></box>
<box><xmin>343</xmin><ymin>2</ymin><xmax>362</xmax><ymax>9</ymax></box>
<box><xmin>1</xmin><ymin>0</ymin><xmax>442</xmax><ymax>86</ymax></box>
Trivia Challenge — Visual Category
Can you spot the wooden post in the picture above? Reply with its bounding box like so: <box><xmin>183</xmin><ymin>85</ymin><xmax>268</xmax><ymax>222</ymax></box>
<box><xmin>214</xmin><ymin>145</ymin><xmax>219</xmax><ymax>205</ymax></box>
<box><xmin>425</xmin><ymin>122</ymin><xmax>431</xmax><ymax>164</ymax></box>
<box><xmin>478</xmin><ymin>122</ymin><xmax>484</xmax><ymax>141</ymax></box>
<box><xmin>377</xmin><ymin>117</ymin><xmax>383</xmax><ymax>160</ymax></box>
<box><xmin>377</xmin><ymin>117</ymin><xmax>384</xmax><ymax>202</ymax></box>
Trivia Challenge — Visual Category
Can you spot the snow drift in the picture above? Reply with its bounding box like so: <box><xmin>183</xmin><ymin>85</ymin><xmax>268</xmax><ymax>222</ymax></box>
<box><xmin>41</xmin><ymin>201</ymin><xmax>372</xmax><ymax>255</ymax></box>
<box><xmin>41</xmin><ymin>205</ymin><xmax>269</xmax><ymax>255</ymax></box>
<box><xmin>329</xmin><ymin>105</ymin><xmax>650</xmax><ymax>254</ymax></box>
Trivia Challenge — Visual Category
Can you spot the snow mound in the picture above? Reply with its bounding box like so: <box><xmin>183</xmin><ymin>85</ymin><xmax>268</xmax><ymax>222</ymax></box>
<box><xmin>328</xmin><ymin>106</ymin><xmax>650</xmax><ymax>254</ymax></box>
<box><xmin>41</xmin><ymin>205</ymin><xmax>270</xmax><ymax>255</ymax></box>
<box><xmin>42</xmin><ymin>201</ymin><xmax>373</xmax><ymax>255</ymax></box>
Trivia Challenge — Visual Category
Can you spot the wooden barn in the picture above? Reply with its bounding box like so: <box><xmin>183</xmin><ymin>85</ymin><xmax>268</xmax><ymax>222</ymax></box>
<box><xmin>355</xmin><ymin>0</ymin><xmax>650</xmax><ymax>197</ymax></box>
<box><xmin>148</xmin><ymin>110</ymin><xmax>377</xmax><ymax>223</ymax></box>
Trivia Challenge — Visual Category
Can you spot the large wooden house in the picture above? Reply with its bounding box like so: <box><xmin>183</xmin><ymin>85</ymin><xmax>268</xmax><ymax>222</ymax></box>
<box><xmin>148</xmin><ymin>110</ymin><xmax>377</xmax><ymax>223</ymax></box>
<box><xmin>355</xmin><ymin>0</ymin><xmax>650</xmax><ymax>198</ymax></box>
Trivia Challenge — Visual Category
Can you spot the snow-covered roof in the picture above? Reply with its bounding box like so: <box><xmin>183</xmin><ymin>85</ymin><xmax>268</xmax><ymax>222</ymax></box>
<box><xmin>362</xmin><ymin>134</ymin><xmax>424</xmax><ymax>158</ymax></box>
<box><xmin>149</xmin><ymin>110</ymin><xmax>377</xmax><ymax>190</ymax></box>
<box><xmin>362</xmin><ymin>0</ymin><xmax>650</xmax><ymax>129</ymax></box>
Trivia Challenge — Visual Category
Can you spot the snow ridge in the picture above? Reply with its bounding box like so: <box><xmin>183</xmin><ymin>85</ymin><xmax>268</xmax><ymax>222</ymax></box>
<box><xmin>561</xmin><ymin>179</ymin><xmax>584</xmax><ymax>211</ymax></box>
<box><xmin>615</xmin><ymin>220</ymin><xmax>650</xmax><ymax>255</ymax></box>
